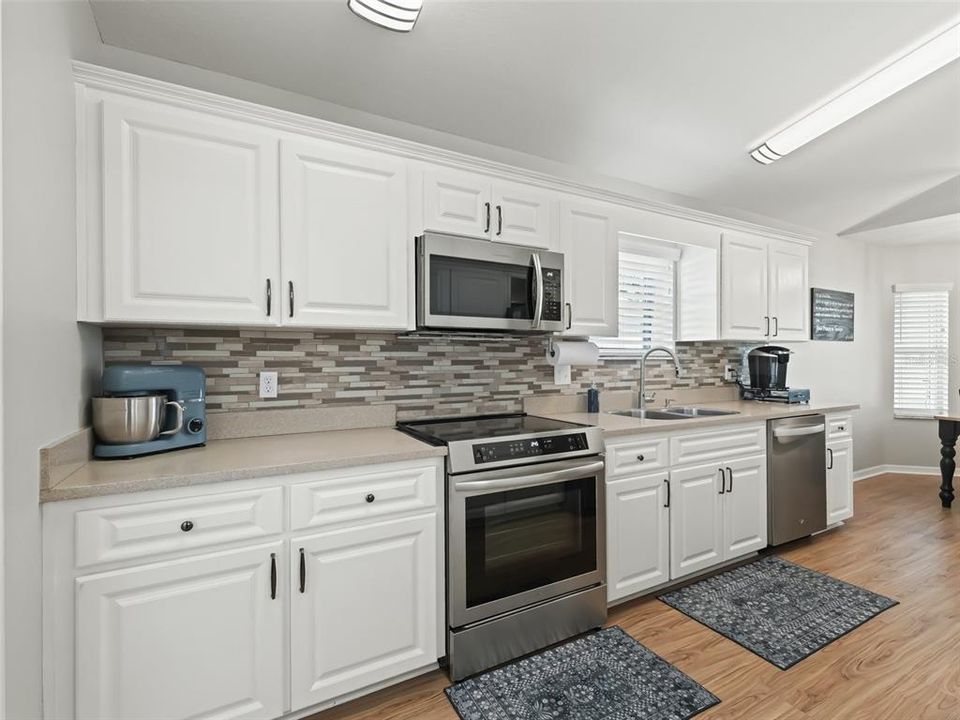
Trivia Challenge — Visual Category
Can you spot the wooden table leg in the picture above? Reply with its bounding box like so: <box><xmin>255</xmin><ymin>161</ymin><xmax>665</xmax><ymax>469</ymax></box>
<box><xmin>939</xmin><ymin>420</ymin><xmax>959</xmax><ymax>509</ymax></box>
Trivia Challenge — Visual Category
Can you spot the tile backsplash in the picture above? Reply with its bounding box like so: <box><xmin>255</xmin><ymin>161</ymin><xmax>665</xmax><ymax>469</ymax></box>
<box><xmin>102</xmin><ymin>328</ymin><xmax>745</xmax><ymax>421</ymax></box>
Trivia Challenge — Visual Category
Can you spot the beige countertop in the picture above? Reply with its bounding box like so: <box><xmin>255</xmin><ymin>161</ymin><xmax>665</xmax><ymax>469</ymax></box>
<box><xmin>41</xmin><ymin>427</ymin><xmax>447</xmax><ymax>503</ymax></box>
<box><xmin>537</xmin><ymin>399</ymin><xmax>860</xmax><ymax>438</ymax></box>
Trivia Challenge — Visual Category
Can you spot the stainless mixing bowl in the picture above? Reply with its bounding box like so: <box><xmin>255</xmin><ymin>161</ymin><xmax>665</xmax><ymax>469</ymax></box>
<box><xmin>92</xmin><ymin>395</ymin><xmax>184</xmax><ymax>445</ymax></box>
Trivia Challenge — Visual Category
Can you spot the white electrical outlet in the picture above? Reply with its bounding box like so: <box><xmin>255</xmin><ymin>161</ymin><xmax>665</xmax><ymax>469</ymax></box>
<box><xmin>259</xmin><ymin>371</ymin><xmax>279</xmax><ymax>399</ymax></box>
<box><xmin>724</xmin><ymin>364</ymin><xmax>740</xmax><ymax>383</ymax></box>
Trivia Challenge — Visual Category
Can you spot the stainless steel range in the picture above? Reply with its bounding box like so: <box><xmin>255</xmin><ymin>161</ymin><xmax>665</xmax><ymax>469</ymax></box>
<box><xmin>398</xmin><ymin>413</ymin><xmax>606</xmax><ymax>681</ymax></box>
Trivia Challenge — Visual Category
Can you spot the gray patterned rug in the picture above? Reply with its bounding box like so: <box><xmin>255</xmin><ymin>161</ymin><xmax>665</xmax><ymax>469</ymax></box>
<box><xmin>445</xmin><ymin>626</ymin><xmax>719</xmax><ymax>720</ymax></box>
<box><xmin>659</xmin><ymin>556</ymin><xmax>898</xmax><ymax>670</ymax></box>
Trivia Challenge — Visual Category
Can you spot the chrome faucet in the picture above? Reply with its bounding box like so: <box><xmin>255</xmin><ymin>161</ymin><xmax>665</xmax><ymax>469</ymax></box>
<box><xmin>639</xmin><ymin>346</ymin><xmax>682</xmax><ymax>415</ymax></box>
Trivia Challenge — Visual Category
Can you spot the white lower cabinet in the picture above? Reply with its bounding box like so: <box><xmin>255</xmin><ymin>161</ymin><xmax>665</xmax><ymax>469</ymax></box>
<box><xmin>76</xmin><ymin>542</ymin><xmax>284</xmax><ymax>720</ymax></box>
<box><xmin>606</xmin><ymin>472</ymin><xmax>670</xmax><ymax>602</ymax></box>
<box><xmin>668</xmin><ymin>463</ymin><xmax>725</xmax><ymax>579</ymax></box>
<box><xmin>722</xmin><ymin>454</ymin><xmax>768</xmax><ymax>559</ymax></box>
<box><xmin>827</xmin><ymin>438</ymin><xmax>854</xmax><ymax>524</ymax></box>
<box><xmin>290</xmin><ymin>514</ymin><xmax>438</xmax><ymax>710</ymax></box>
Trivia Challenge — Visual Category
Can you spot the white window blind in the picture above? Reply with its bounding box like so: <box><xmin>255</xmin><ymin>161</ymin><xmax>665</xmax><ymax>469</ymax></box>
<box><xmin>893</xmin><ymin>284</ymin><xmax>951</xmax><ymax>418</ymax></box>
<box><xmin>594</xmin><ymin>249</ymin><xmax>676</xmax><ymax>358</ymax></box>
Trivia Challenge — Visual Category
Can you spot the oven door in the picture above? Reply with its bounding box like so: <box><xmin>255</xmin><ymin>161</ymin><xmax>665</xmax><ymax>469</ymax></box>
<box><xmin>417</xmin><ymin>232</ymin><xmax>565</xmax><ymax>332</ymax></box>
<box><xmin>448</xmin><ymin>457</ymin><xmax>605</xmax><ymax>628</ymax></box>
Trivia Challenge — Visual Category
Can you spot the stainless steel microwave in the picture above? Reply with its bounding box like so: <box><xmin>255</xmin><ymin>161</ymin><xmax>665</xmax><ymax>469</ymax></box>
<box><xmin>416</xmin><ymin>232</ymin><xmax>565</xmax><ymax>332</ymax></box>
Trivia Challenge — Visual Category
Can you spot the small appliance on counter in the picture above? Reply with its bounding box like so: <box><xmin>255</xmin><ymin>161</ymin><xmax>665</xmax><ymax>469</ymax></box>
<box><xmin>92</xmin><ymin>364</ymin><xmax>206</xmax><ymax>459</ymax></box>
<box><xmin>742</xmin><ymin>345</ymin><xmax>810</xmax><ymax>404</ymax></box>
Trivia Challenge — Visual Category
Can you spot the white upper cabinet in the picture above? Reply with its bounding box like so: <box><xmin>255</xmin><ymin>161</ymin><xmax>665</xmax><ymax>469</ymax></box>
<box><xmin>767</xmin><ymin>240</ymin><xmax>809</xmax><ymax>341</ymax></box>
<box><xmin>281</xmin><ymin>138</ymin><xmax>409</xmax><ymax>329</ymax></box>
<box><xmin>720</xmin><ymin>231</ymin><xmax>809</xmax><ymax>341</ymax></box>
<box><xmin>422</xmin><ymin>167</ymin><xmax>491</xmax><ymax>237</ymax></box>
<box><xmin>75</xmin><ymin>542</ymin><xmax>284</xmax><ymax>720</ymax></box>
<box><xmin>421</xmin><ymin>167</ymin><xmax>557</xmax><ymax>249</ymax></box>
<box><xmin>559</xmin><ymin>198</ymin><xmax>619</xmax><ymax>337</ymax></box>
<box><xmin>490</xmin><ymin>180</ymin><xmax>556</xmax><ymax>249</ymax></box>
<box><xmin>100</xmin><ymin>98</ymin><xmax>280</xmax><ymax>325</ymax></box>
<box><xmin>721</xmin><ymin>231</ymin><xmax>769</xmax><ymax>340</ymax></box>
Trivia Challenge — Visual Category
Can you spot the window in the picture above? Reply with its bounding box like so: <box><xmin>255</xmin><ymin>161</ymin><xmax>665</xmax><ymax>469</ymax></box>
<box><xmin>594</xmin><ymin>236</ymin><xmax>679</xmax><ymax>358</ymax></box>
<box><xmin>893</xmin><ymin>284</ymin><xmax>951</xmax><ymax>418</ymax></box>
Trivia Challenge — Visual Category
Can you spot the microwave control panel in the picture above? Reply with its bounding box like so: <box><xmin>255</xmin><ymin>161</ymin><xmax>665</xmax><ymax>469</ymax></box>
<box><xmin>541</xmin><ymin>268</ymin><xmax>562</xmax><ymax>322</ymax></box>
<box><xmin>472</xmin><ymin>432</ymin><xmax>589</xmax><ymax>464</ymax></box>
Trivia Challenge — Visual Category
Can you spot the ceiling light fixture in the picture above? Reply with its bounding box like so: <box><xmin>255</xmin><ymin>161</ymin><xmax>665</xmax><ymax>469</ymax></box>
<box><xmin>750</xmin><ymin>21</ymin><xmax>960</xmax><ymax>164</ymax></box>
<box><xmin>348</xmin><ymin>0</ymin><xmax>422</xmax><ymax>32</ymax></box>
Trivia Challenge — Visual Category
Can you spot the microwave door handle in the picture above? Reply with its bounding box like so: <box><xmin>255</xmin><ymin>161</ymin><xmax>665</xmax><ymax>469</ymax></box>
<box><xmin>454</xmin><ymin>460</ymin><xmax>604</xmax><ymax>494</ymax></box>
<box><xmin>531</xmin><ymin>253</ymin><xmax>544</xmax><ymax>329</ymax></box>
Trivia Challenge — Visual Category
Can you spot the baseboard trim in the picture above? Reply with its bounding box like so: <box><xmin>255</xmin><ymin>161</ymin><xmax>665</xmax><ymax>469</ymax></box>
<box><xmin>854</xmin><ymin>464</ymin><xmax>940</xmax><ymax>481</ymax></box>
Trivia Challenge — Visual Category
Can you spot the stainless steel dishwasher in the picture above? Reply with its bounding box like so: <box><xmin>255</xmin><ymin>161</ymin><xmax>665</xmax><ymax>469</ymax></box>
<box><xmin>767</xmin><ymin>415</ymin><xmax>827</xmax><ymax>545</ymax></box>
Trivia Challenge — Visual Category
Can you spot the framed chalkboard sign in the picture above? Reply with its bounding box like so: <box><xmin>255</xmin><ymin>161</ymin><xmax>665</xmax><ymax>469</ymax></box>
<box><xmin>811</xmin><ymin>288</ymin><xmax>855</xmax><ymax>341</ymax></box>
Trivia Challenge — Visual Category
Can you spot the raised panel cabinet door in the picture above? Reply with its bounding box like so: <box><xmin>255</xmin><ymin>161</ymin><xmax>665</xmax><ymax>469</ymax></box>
<box><xmin>560</xmin><ymin>199</ymin><xmax>619</xmax><ymax>337</ymax></box>
<box><xmin>722</xmin><ymin>454</ymin><xmax>768</xmax><ymax>560</ymax></box>
<box><xmin>490</xmin><ymin>180</ymin><xmax>557</xmax><ymax>250</ymax></box>
<box><xmin>290</xmin><ymin>514</ymin><xmax>438</xmax><ymax>710</ymax></box>
<box><xmin>422</xmin><ymin>166</ymin><xmax>491</xmax><ymax>237</ymax></box>
<box><xmin>281</xmin><ymin>138</ymin><xmax>409</xmax><ymax>329</ymax></box>
<box><xmin>767</xmin><ymin>240</ymin><xmax>809</xmax><ymax>341</ymax></box>
<box><xmin>827</xmin><ymin>439</ymin><xmax>854</xmax><ymax>524</ymax></box>
<box><xmin>669</xmin><ymin>463</ymin><xmax>724</xmax><ymax>579</ymax></box>
<box><xmin>101</xmin><ymin>98</ymin><xmax>280</xmax><ymax>325</ymax></box>
<box><xmin>720</xmin><ymin>231</ymin><xmax>768</xmax><ymax>340</ymax></box>
<box><xmin>607</xmin><ymin>473</ymin><xmax>670</xmax><ymax>602</ymax></box>
<box><xmin>75</xmin><ymin>542</ymin><xmax>284</xmax><ymax>720</ymax></box>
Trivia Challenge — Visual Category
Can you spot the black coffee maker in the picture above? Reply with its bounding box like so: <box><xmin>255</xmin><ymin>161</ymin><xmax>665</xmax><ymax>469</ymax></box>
<box><xmin>744</xmin><ymin>346</ymin><xmax>809</xmax><ymax>403</ymax></box>
<box><xmin>748</xmin><ymin>345</ymin><xmax>792</xmax><ymax>390</ymax></box>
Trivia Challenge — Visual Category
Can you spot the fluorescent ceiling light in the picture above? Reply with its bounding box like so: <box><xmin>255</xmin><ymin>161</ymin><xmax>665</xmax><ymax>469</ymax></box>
<box><xmin>751</xmin><ymin>22</ymin><xmax>960</xmax><ymax>164</ymax></box>
<box><xmin>348</xmin><ymin>0</ymin><xmax>422</xmax><ymax>32</ymax></box>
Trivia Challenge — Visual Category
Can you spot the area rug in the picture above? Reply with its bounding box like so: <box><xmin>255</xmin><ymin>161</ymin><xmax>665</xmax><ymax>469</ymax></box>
<box><xmin>659</xmin><ymin>555</ymin><xmax>898</xmax><ymax>670</ymax></box>
<box><xmin>445</xmin><ymin>626</ymin><xmax>719</xmax><ymax>720</ymax></box>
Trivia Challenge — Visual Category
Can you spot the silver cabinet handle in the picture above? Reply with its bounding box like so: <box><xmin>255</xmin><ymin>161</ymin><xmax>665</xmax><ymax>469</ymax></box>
<box><xmin>496</xmin><ymin>205</ymin><xmax>503</xmax><ymax>236</ymax></box>
<box><xmin>764</xmin><ymin>316</ymin><xmax>770</xmax><ymax>336</ymax></box>
<box><xmin>484</xmin><ymin>202</ymin><xmax>491</xmax><ymax>234</ymax></box>
<box><xmin>773</xmin><ymin>316</ymin><xmax>779</xmax><ymax>337</ymax></box>
<box><xmin>718</xmin><ymin>468</ymin><xmax>725</xmax><ymax>495</ymax></box>
<box><xmin>531</xmin><ymin>253</ymin><xmax>544</xmax><ymax>329</ymax></box>
<box><xmin>266</xmin><ymin>279</ymin><xmax>272</xmax><ymax>316</ymax></box>
<box><xmin>288</xmin><ymin>281</ymin><xmax>295</xmax><ymax>318</ymax></box>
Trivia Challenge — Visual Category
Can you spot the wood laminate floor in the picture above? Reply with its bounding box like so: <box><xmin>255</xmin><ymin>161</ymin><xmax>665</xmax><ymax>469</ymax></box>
<box><xmin>308</xmin><ymin>474</ymin><xmax>960</xmax><ymax>720</ymax></box>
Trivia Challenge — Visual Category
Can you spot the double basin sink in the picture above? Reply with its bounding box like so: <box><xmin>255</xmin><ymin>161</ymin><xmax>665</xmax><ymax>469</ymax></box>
<box><xmin>610</xmin><ymin>406</ymin><xmax>741</xmax><ymax>421</ymax></box>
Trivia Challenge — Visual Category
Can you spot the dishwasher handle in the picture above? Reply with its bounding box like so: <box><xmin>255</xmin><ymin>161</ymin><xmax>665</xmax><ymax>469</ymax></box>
<box><xmin>773</xmin><ymin>423</ymin><xmax>825</xmax><ymax>439</ymax></box>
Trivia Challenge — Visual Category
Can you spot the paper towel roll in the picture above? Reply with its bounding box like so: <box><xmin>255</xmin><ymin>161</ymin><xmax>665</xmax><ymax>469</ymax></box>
<box><xmin>546</xmin><ymin>341</ymin><xmax>600</xmax><ymax>366</ymax></box>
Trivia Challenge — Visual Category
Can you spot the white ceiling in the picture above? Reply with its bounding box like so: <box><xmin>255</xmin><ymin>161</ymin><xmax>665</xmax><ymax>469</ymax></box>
<box><xmin>88</xmin><ymin>0</ymin><xmax>960</xmax><ymax>239</ymax></box>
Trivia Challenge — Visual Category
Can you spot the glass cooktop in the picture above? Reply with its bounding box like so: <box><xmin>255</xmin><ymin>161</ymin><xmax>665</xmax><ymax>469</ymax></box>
<box><xmin>397</xmin><ymin>413</ymin><xmax>588</xmax><ymax>445</ymax></box>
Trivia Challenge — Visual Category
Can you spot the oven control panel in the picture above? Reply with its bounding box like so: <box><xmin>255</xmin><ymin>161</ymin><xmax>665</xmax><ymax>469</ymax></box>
<box><xmin>472</xmin><ymin>433</ymin><xmax>589</xmax><ymax>464</ymax></box>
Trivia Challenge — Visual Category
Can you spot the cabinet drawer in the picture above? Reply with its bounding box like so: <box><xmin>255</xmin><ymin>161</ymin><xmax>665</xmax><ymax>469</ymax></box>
<box><xmin>290</xmin><ymin>462</ymin><xmax>438</xmax><ymax>531</ymax></box>
<box><xmin>670</xmin><ymin>423</ymin><xmax>765</xmax><ymax>467</ymax></box>
<box><xmin>75</xmin><ymin>486</ymin><xmax>283</xmax><ymax>568</ymax></box>
<box><xmin>605</xmin><ymin>435</ymin><xmax>670</xmax><ymax>479</ymax></box>
<box><xmin>827</xmin><ymin>414</ymin><xmax>853</xmax><ymax>441</ymax></box>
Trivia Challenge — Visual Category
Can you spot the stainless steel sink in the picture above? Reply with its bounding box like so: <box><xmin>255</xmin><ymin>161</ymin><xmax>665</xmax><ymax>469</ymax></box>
<box><xmin>609</xmin><ymin>406</ymin><xmax>740</xmax><ymax>420</ymax></box>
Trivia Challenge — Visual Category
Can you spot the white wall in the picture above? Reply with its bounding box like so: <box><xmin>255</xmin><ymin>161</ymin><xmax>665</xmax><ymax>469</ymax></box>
<box><xmin>868</xmin><ymin>240</ymin><xmax>960</xmax><ymax>468</ymax></box>
<box><xmin>2</xmin><ymin>3</ymin><xmax>102</xmax><ymax>717</ymax></box>
<box><xmin>786</xmin><ymin>236</ymin><xmax>883</xmax><ymax>471</ymax></box>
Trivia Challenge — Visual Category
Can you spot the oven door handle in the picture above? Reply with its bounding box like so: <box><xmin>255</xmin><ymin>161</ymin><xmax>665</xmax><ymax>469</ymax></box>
<box><xmin>531</xmin><ymin>252</ymin><xmax>544</xmax><ymax>329</ymax></box>
<box><xmin>454</xmin><ymin>459</ymin><xmax>604</xmax><ymax>494</ymax></box>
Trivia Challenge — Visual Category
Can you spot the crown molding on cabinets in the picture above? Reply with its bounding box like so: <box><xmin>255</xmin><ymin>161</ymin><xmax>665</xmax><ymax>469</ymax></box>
<box><xmin>72</xmin><ymin>62</ymin><xmax>814</xmax><ymax>248</ymax></box>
